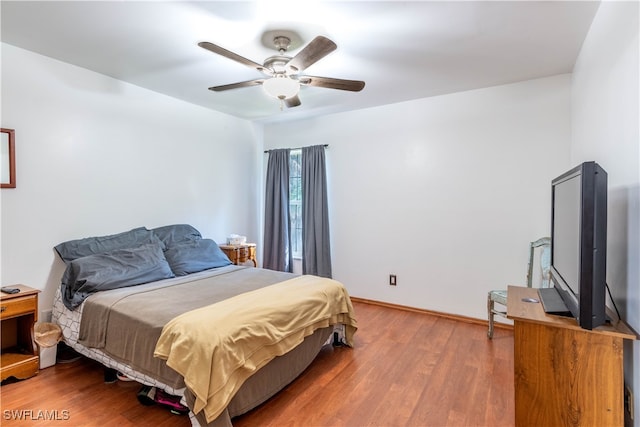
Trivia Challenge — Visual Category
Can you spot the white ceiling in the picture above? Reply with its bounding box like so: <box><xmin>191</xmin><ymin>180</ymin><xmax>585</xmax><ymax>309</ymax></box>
<box><xmin>1</xmin><ymin>1</ymin><xmax>600</xmax><ymax>124</ymax></box>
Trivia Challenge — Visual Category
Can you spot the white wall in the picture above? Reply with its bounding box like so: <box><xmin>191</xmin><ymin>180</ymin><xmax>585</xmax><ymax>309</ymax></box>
<box><xmin>571</xmin><ymin>1</ymin><xmax>639</xmax><ymax>425</ymax></box>
<box><xmin>264</xmin><ymin>74</ymin><xmax>572</xmax><ymax>320</ymax></box>
<box><xmin>0</xmin><ymin>44</ymin><xmax>262</xmax><ymax>313</ymax></box>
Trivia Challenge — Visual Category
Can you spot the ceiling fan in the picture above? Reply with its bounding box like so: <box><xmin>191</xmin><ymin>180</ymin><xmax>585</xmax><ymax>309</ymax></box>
<box><xmin>198</xmin><ymin>34</ymin><xmax>365</xmax><ymax>109</ymax></box>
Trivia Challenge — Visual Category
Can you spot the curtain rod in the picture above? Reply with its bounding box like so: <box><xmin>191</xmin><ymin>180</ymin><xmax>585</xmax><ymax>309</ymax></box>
<box><xmin>264</xmin><ymin>144</ymin><xmax>329</xmax><ymax>154</ymax></box>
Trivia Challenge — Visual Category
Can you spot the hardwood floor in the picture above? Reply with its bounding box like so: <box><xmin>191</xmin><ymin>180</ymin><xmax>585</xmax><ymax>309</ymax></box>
<box><xmin>0</xmin><ymin>301</ymin><xmax>514</xmax><ymax>426</ymax></box>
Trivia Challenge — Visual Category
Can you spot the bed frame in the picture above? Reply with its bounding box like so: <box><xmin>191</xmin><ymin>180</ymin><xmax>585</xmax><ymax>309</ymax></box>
<box><xmin>51</xmin><ymin>225</ymin><xmax>355</xmax><ymax>426</ymax></box>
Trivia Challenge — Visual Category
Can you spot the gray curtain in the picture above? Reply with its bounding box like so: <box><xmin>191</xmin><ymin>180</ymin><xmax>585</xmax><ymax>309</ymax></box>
<box><xmin>263</xmin><ymin>149</ymin><xmax>293</xmax><ymax>272</ymax></box>
<box><xmin>301</xmin><ymin>145</ymin><xmax>332</xmax><ymax>278</ymax></box>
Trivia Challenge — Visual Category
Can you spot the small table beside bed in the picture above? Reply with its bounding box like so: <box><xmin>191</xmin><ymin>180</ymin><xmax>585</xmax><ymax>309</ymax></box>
<box><xmin>51</xmin><ymin>224</ymin><xmax>357</xmax><ymax>427</ymax></box>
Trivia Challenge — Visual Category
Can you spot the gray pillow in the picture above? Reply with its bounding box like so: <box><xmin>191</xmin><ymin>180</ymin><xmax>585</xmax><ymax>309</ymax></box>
<box><xmin>151</xmin><ymin>224</ymin><xmax>202</xmax><ymax>249</ymax></box>
<box><xmin>164</xmin><ymin>239</ymin><xmax>231</xmax><ymax>276</ymax></box>
<box><xmin>55</xmin><ymin>227</ymin><xmax>163</xmax><ymax>264</ymax></box>
<box><xmin>61</xmin><ymin>243</ymin><xmax>175</xmax><ymax>310</ymax></box>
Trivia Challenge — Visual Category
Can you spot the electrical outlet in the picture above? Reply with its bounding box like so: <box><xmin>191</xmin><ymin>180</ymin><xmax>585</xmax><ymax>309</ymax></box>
<box><xmin>389</xmin><ymin>274</ymin><xmax>397</xmax><ymax>286</ymax></box>
<box><xmin>626</xmin><ymin>384</ymin><xmax>634</xmax><ymax>421</ymax></box>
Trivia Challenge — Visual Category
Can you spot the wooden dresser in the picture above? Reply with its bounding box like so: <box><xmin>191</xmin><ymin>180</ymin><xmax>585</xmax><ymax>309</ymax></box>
<box><xmin>1</xmin><ymin>285</ymin><xmax>40</xmax><ymax>382</ymax></box>
<box><xmin>507</xmin><ymin>286</ymin><xmax>637</xmax><ymax>427</ymax></box>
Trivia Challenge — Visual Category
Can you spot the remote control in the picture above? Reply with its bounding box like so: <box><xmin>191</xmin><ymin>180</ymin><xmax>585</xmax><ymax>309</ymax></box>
<box><xmin>1</xmin><ymin>287</ymin><xmax>20</xmax><ymax>294</ymax></box>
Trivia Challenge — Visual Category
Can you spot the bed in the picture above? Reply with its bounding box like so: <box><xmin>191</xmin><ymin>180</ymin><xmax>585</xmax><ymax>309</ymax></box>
<box><xmin>51</xmin><ymin>225</ymin><xmax>357</xmax><ymax>427</ymax></box>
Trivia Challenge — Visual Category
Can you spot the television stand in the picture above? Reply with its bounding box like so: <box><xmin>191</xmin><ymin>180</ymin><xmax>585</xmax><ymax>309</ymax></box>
<box><xmin>537</xmin><ymin>287</ymin><xmax>572</xmax><ymax>316</ymax></box>
<box><xmin>507</xmin><ymin>286</ymin><xmax>637</xmax><ymax>427</ymax></box>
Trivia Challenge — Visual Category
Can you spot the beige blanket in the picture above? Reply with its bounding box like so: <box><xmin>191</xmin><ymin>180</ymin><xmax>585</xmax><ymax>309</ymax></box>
<box><xmin>154</xmin><ymin>275</ymin><xmax>357</xmax><ymax>423</ymax></box>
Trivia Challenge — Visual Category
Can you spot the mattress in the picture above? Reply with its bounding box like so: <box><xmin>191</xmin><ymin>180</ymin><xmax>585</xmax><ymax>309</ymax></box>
<box><xmin>51</xmin><ymin>266</ymin><xmax>352</xmax><ymax>426</ymax></box>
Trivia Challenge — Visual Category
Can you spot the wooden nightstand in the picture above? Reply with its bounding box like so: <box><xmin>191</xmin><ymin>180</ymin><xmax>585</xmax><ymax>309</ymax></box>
<box><xmin>1</xmin><ymin>285</ymin><xmax>40</xmax><ymax>382</ymax></box>
<box><xmin>220</xmin><ymin>243</ymin><xmax>257</xmax><ymax>267</ymax></box>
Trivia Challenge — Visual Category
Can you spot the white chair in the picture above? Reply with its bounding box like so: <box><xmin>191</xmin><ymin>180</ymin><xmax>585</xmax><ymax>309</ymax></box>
<box><xmin>487</xmin><ymin>237</ymin><xmax>551</xmax><ymax>339</ymax></box>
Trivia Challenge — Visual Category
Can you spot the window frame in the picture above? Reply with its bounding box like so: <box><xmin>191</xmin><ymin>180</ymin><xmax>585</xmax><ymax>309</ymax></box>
<box><xmin>289</xmin><ymin>149</ymin><xmax>303</xmax><ymax>259</ymax></box>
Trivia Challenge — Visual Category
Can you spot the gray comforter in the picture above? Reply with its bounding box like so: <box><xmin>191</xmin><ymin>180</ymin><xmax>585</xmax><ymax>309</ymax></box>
<box><xmin>78</xmin><ymin>265</ymin><xmax>295</xmax><ymax>389</ymax></box>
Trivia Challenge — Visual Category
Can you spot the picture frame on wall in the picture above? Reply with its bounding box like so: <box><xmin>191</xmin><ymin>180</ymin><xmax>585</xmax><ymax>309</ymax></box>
<box><xmin>1</xmin><ymin>128</ymin><xmax>16</xmax><ymax>188</ymax></box>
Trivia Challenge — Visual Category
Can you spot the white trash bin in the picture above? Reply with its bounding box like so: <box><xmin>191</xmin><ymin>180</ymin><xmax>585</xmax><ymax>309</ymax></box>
<box><xmin>34</xmin><ymin>322</ymin><xmax>62</xmax><ymax>369</ymax></box>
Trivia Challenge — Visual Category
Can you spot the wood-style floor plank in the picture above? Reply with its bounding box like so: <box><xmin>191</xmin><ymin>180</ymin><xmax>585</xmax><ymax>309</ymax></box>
<box><xmin>0</xmin><ymin>301</ymin><xmax>514</xmax><ymax>426</ymax></box>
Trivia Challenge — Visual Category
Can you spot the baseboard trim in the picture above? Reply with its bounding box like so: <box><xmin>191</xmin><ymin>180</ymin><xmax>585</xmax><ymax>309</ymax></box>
<box><xmin>349</xmin><ymin>296</ymin><xmax>514</xmax><ymax>331</ymax></box>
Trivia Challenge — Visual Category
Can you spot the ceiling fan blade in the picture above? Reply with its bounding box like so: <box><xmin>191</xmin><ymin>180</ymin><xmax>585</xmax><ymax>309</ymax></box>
<box><xmin>299</xmin><ymin>76</ymin><xmax>365</xmax><ymax>92</ymax></box>
<box><xmin>198</xmin><ymin>42</ymin><xmax>271</xmax><ymax>76</ymax></box>
<box><xmin>209</xmin><ymin>79</ymin><xmax>265</xmax><ymax>92</ymax></box>
<box><xmin>284</xmin><ymin>95</ymin><xmax>302</xmax><ymax>108</ymax></box>
<box><xmin>286</xmin><ymin>36</ymin><xmax>337</xmax><ymax>73</ymax></box>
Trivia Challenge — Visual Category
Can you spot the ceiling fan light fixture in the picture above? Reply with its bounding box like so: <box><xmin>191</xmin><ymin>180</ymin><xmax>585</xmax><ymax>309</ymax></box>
<box><xmin>263</xmin><ymin>75</ymin><xmax>300</xmax><ymax>100</ymax></box>
<box><xmin>200</xmin><ymin>34</ymin><xmax>364</xmax><ymax>110</ymax></box>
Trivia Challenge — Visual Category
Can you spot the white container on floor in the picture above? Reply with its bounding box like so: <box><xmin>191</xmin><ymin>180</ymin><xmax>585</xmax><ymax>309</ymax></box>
<box><xmin>39</xmin><ymin>345</ymin><xmax>57</xmax><ymax>369</ymax></box>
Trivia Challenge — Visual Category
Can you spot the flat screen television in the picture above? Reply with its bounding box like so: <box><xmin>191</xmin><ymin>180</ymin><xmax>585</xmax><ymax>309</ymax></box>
<box><xmin>543</xmin><ymin>161</ymin><xmax>608</xmax><ymax>330</ymax></box>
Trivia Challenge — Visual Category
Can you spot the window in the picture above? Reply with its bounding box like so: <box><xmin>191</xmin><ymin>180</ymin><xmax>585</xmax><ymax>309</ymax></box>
<box><xmin>289</xmin><ymin>149</ymin><xmax>302</xmax><ymax>258</ymax></box>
